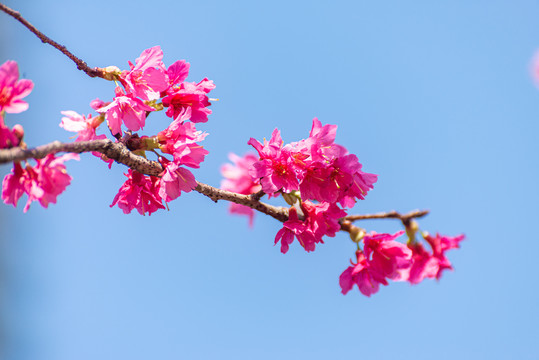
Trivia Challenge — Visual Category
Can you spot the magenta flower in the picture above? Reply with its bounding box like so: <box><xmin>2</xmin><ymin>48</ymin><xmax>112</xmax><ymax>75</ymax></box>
<box><xmin>157</xmin><ymin>160</ymin><xmax>197</xmax><ymax>202</ymax></box>
<box><xmin>396</xmin><ymin>242</ymin><xmax>441</xmax><ymax>284</ymax></box>
<box><xmin>0</xmin><ymin>119</ymin><xmax>20</xmax><ymax>149</ymax></box>
<box><xmin>97</xmin><ymin>87</ymin><xmax>154</xmax><ymax>135</ymax></box>
<box><xmin>110</xmin><ymin>169</ymin><xmax>165</xmax><ymax>215</ymax></box>
<box><xmin>363</xmin><ymin>231</ymin><xmax>412</xmax><ymax>282</ymax></box>
<box><xmin>0</xmin><ymin>60</ymin><xmax>34</xmax><ymax>113</ymax></box>
<box><xmin>120</xmin><ymin>46</ymin><xmax>169</xmax><ymax>101</ymax></box>
<box><xmin>424</xmin><ymin>233</ymin><xmax>465</xmax><ymax>280</ymax></box>
<box><xmin>221</xmin><ymin>152</ymin><xmax>262</xmax><ymax>226</ymax></box>
<box><xmin>162</xmin><ymin>78</ymin><xmax>215</xmax><ymax>123</ymax></box>
<box><xmin>1</xmin><ymin>154</ymin><xmax>78</xmax><ymax>212</ymax></box>
<box><xmin>248</xmin><ymin>128</ymin><xmax>299</xmax><ymax>194</ymax></box>
<box><xmin>167</xmin><ymin>60</ymin><xmax>190</xmax><ymax>88</ymax></box>
<box><xmin>301</xmin><ymin>200</ymin><xmax>347</xmax><ymax>239</ymax></box>
<box><xmin>396</xmin><ymin>233</ymin><xmax>465</xmax><ymax>284</ymax></box>
<box><xmin>274</xmin><ymin>207</ymin><xmax>318</xmax><ymax>254</ymax></box>
<box><xmin>33</xmin><ymin>154</ymin><xmax>79</xmax><ymax>210</ymax></box>
<box><xmin>1</xmin><ymin>162</ymin><xmax>27</xmax><ymax>208</ymax></box>
<box><xmin>157</xmin><ymin>108</ymin><xmax>209</xmax><ymax>168</ymax></box>
<box><xmin>339</xmin><ymin>250</ymin><xmax>384</xmax><ymax>297</ymax></box>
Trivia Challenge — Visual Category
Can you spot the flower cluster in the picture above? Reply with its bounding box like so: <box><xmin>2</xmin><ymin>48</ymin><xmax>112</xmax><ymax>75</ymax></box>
<box><xmin>339</xmin><ymin>230</ymin><xmax>464</xmax><ymax>297</ymax></box>
<box><xmin>222</xmin><ymin>118</ymin><xmax>377</xmax><ymax>253</ymax></box>
<box><xmin>1</xmin><ymin>60</ymin><xmax>80</xmax><ymax>211</ymax></box>
<box><xmin>1</xmin><ymin>47</ymin><xmax>214</xmax><ymax>214</ymax></box>
<box><xmin>221</xmin><ymin>119</ymin><xmax>464</xmax><ymax>296</ymax></box>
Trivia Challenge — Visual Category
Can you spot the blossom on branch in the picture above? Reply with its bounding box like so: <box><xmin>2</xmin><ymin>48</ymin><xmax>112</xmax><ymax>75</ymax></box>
<box><xmin>120</xmin><ymin>46</ymin><xmax>169</xmax><ymax>101</ymax></box>
<box><xmin>1</xmin><ymin>154</ymin><xmax>78</xmax><ymax>212</ymax></box>
<box><xmin>110</xmin><ymin>169</ymin><xmax>164</xmax><ymax>216</ymax></box>
<box><xmin>220</xmin><ymin>152</ymin><xmax>262</xmax><ymax>226</ymax></box>
<box><xmin>97</xmin><ymin>87</ymin><xmax>155</xmax><ymax>135</ymax></box>
<box><xmin>0</xmin><ymin>60</ymin><xmax>34</xmax><ymax>113</ymax></box>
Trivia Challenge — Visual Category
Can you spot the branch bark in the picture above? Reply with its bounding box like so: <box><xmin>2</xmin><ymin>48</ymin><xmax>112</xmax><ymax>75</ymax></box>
<box><xmin>0</xmin><ymin>3</ymin><xmax>106</xmax><ymax>79</ymax></box>
<box><xmin>0</xmin><ymin>139</ymin><xmax>429</xmax><ymax>228</ymax></box>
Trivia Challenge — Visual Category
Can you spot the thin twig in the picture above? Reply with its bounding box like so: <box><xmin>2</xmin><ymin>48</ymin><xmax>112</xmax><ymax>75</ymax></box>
<box><xmin>344</xmin><ymin>209</ymin><xmax>429</xmax><ymax>223</ymax></box>
<box><xmin>0</xmin><ymin>3</ymin><xmax>105</xmax><ymax>78</ymax></box>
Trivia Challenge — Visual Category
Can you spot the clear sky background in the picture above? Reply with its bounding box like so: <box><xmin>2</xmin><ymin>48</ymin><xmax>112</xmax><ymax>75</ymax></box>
<box><xmin>1</xmin><ymin>1</ymin><xmax>539</xmax><ymax>359</ymax></box>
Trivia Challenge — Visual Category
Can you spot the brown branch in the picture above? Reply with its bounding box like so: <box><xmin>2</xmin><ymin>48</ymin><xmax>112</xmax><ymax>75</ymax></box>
<box><xmin>0</xmin><ymin>139</ymin><xmax>289</xmax><ymax>222</ymax></box>
<box><xmin>0</xmin><ymin>140</ymin><xmax>424</xmax><ymax>227</ymax></box>
<box><xmin>344</xmin><ymin>209</ymin><xmax>429</xmax><ymax>224</ymax></box>
<box><xmin>0</xmin><ymin>3</ymin><xmax>106</xmax><ymax>79</ymax></box>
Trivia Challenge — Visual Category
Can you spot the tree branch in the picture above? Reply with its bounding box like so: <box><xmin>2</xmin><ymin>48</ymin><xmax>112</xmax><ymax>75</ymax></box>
<box><xmin>0</xmin><ymin>3</ymin><xmax>106</xmax><ymax>79</ymax></box>
<box><xmin>0</xmin><ymin>139</ymin><xmax>426</xmax><ymax>228</ymax></box>
<box><xmin>344</xmin><ymin>209</ymin><xmax>429</xmax><ymax>224</ymax></box>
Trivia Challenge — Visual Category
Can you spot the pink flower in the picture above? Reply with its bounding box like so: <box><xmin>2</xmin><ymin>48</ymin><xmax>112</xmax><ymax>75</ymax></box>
<box><xmin>424</xmin><ymin>233</ymin><xmax>465</xmax><ymax>280</ymax></box>
<box><xmin>396</xmin><ymin>233</ymin><xmax>465</xmax><ymax>284</ymax></box>
<box><xmin>340</xmin><ymin>231</ymin><xmax>413</xmax><ymax>296</ymax></box>
<box><xmin>339</xmin><ymin>250</ymin><xmax>383</xmax><ymax>297</ymax></box>
<box><xmin>220</xmin><ymin>152</ymin><xmax>262</xmax><ymax>226</ymax></box>
<box><xmin>157</xmin><ymin>159</ymin><xmax>197</xmax><ymax>202</ymax></box>
<box><xmin>248</xmin><ymin>128</ymin><xmax>299</xmax><ymax>194</ymax></box>
<box><xmin>157</xmin><ymin>107</ymin><xmax>209</xmax><ymax>168</ymax></box>
<box><xmin>396</xmin><ymin>242</ymin><xmax>441</xmax><ymax>284</ymax></box>
<box><xmin>120</xmin><ymin>46</ymin><xmax>169</xmax><ymax>101</ymax></box>
<box><xmin>167</xmin><ymin>60</ymin><xmax>190</xmax><ymax>88</ymax></box>
<box><xmin>60</xmin><ymin>110</ymin><xmax>104</xmax><ymax>142</ymax></box>
<box><xmin>0</xmin><ymin>60</ymin><xmax>34</xmax><ymax>113</ymax></box>
<box><xmin>110</xmin><ymin>169</ymin><xmax>165</xmax><ymax>215</ymax></box>
<box><xmin>1</xmin><ymin>162</ymin><xmax>26</xmax><ymax>207</ymax></box>
<box><xmin>162</xmin><ymin>78</ymin><xmax>215</xmax><ymax>123</ymax></box>
<box><xmin>97</xmin><ymin>87</ymin><xmax>154</xmax><ymax>135</ymax></box>
<box><xmin>363</xmin><ymin>231</ymin><xmax>412</xmax><ymax>281</ymax></box>
<box><xmin>0</xmin><ymin>120</ymin><xmax>20</xmax><ymax>149</ymax></box>
<box><xmin>301</xmin><ymin>200</ymin><xmax>347</xmax><ymax>239</ymax></box>
<box><xmin>33</xmin><ymin>154</ymin><xmax>79</xmax><ymax>210</ymax></box>
<box><xmin>1</xmin><ymin>154</ymin><xmax>78</xmax><ymax>212</ymax></box>
<box><xmin>274</xmin><ymin>207</ymin><xmax>318</xmax><ymax>254</ymax></box>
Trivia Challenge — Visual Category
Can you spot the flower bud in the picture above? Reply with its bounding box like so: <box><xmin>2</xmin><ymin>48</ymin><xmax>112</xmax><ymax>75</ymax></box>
<box><xmin>12</xmin><ymin>124</ymin><xmax>24</xmax><ymax>141</ymax></box>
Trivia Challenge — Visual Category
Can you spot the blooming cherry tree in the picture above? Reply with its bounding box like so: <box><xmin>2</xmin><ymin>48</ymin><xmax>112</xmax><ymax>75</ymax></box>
<box><xmin>0</xmin><ymin>3</ymin><xmax>464</xmax><ymax>297</ymax></box>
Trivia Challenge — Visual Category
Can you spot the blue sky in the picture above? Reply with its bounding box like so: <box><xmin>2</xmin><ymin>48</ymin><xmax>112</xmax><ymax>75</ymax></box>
<box><xmin>1</xmin><ymin>1</ymin><xmax>539</xmax><ymax>359</ymax></box>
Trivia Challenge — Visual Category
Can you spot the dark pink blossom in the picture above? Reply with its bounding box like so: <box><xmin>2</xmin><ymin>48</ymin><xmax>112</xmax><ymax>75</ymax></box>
<box><xmin>120</xmin><ymin>46</ymin><xmax>169</xmax><ymax>101</ymax></box>
<box><xmin>301</xmin><ymin>200</ymin><xmax>346</xmax><ymax>239</ymax></box>
<box><xmin>0</xmin><ymin>60</ymin><xmax>34</xmax><ymax>113</ymax></box>
<box><xmin>157</xmin><ymin>160</ymin><xmax>197</xmax><ymax>202</ymax></box>
<box><xmin>1</xmin><ymin>162</ymin><xmax>27</xmax><ymax>208</ymax></box>
<box><xmin>33</xmin><ymin>154</ymin><xmax>79</xmax><ymax>210</ymax></box>
<box><xmin>274</xmin><ymin>207</ymin><xmax>317</xmax><ymax>254</ymax></box>
<box><xmin>339</xmin><ymin>250</ymin><xmax>384</xmax><ymax>297</ymax></box>
<box><xmin>395</xmin><ymin>242</ymin><xmax>440</xmax><ymax>284</ymax></box>
<box><xmin>363</xmin><ymin>231</ymin><xmax>412</xmax><ymax>282</ymax></box>
<box><xmin>248</xmin><ymin>128</ymin><xmax>299</xmax><ymax>194</ymax></box>
<box><xmin>0</xmin><ymin>118</ymin><xmax>20</xmax><ymax>149</ymax></box>
<box><xmin>97</xmin><ymin>87</ymin><xmax>154</xmax><ymax>135</ymax></box>
<box><xmin>396</xmin><ymin>233</ymin><xmax>465</xmax><ymax>284</ymax></box>
<box><xmin>1</xmin><ymin>154</ymin><xmax>78</xmax><ymax>212</ymax></box>
<box><xmin>424</xmin><ymin>233</ymin><xmax>465</xmax><ymax>280</ymax></box>
<box><xmin>221</xmin><ymin>152</ymin><xmax>262</xmax><ymax>226</ymax></box>
<box><xmin>157</xmin><ymin>107</ymin><xmax>209</xmax><ymax>168</ymax></box>
<box><xmin>167</xmin><ymin>60</ymin><xmax>190</xmax><ymax>88</ymax></box>
<box><xmin>110</xmin><ymin>169</ymin><xmax>165</xmax><ymax>215</ymax></box>
<box><xmin>162</xmin><ymin>78</ymin><xmax>215</xmax><ymax>123</ymax></box>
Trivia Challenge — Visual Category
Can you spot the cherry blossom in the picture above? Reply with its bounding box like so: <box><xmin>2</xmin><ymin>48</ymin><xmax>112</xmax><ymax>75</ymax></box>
<box><xmin>97</xmin><ymin>87</ymin><xmax>154</xmax><ymax>135</ymax></box>
<box><xmin>120</xmin><ymin>46</ymin><xmax>169</xmax><ymax>101</ymax></box>
<box><xmin>110</xmin><ymin>169</ymin><xmax>165</xmax><ymax>215</ymax></box>
<box><xmin>221</xmin><ymin>152</ymin><xmax>262</xmax><ymax>226</ymax></box>
<box><xmin>0</xmin><ymin>60</ymin><xmax>34</xmax><ymax>113</ymax></box>
<box><xmin>274</xmin><ymin>207</ymin><xmax>319</xmax><ymax>254</ymax></box>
